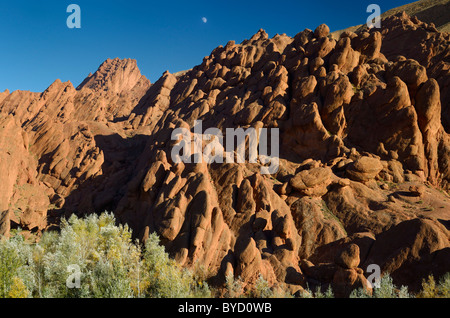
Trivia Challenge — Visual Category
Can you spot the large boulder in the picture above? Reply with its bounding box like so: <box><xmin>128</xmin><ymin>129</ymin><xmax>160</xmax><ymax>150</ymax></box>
<box><xmin>346</xmin><ymin>156</ymin><xmax>383</xmax><ymax>182</ymax></box>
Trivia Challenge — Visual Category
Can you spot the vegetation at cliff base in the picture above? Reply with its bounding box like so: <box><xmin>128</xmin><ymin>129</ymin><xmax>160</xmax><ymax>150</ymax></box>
<box><xmin>0</xmin><ymin>212</ymin><xmax>210</xmax><ymax>298</ymax></box>
<box><xmin>1</xmin><ymin>212</ymin><xmax>449</xmax><ymax>298</ymax></box>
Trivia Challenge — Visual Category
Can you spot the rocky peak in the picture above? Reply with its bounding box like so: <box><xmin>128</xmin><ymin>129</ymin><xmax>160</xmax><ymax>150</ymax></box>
<box><xmin>0</xmin><ymin>89</ymin><xmax>10</xmax><ymax>104</ymax></box>
<box><xmin>250</xmin><ymin>28</ymin><xmax>269</xmax><ymax>41</ymax></box>
<box><xmin>77</xmin><ymin>57</ymin><xmax>150</xmax><ymax>95</ymax></box>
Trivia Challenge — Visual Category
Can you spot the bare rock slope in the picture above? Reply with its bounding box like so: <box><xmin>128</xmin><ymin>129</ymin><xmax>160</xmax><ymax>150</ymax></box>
<box><xmin>331</xmin><ymin>0</ymin><xmax>450</xmax><ymax>38</ymax></box>
<box><xmin>0</xmin><ymin>12</ymin><xmax>449</xmax><ymax>296</ymax></box>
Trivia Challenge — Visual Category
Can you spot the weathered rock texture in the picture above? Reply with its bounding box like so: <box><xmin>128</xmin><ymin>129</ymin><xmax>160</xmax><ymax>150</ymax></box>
<box><xmin>0</xmin><ymin>12</ymin><xmax>449</xmax><ymax>295</ymax></box>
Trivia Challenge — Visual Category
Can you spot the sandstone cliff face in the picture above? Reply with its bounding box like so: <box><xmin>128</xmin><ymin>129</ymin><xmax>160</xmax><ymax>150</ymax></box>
<box><xmin>0</xmin><ymin>13</ymin><xmax>449</xmax><ymax>295</ymax></box>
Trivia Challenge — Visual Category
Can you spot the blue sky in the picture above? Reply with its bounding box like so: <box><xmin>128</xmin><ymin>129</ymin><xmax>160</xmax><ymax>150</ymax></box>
<box><xmin>0</xmin><ymin>0</ymin><xmax>413</xmax><ymax>92</ymax></box>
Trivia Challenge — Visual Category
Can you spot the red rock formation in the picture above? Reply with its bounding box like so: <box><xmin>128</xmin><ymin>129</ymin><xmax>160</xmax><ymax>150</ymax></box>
<box><xmin>0</xmin><ymin>12</ymin><xmax>449</xmax><ymax>295</ymax></box>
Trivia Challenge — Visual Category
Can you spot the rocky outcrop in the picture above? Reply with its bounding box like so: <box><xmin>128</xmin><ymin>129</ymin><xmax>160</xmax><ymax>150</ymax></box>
<box><xmin>0</xmin><ymin>11</ymin><xmax>449</xmax><ymax>296</ymax></box>
<box><xmin>0</xmin><ymin>114</ymin><xmax>49</xmax><ymax>238</ymax></box>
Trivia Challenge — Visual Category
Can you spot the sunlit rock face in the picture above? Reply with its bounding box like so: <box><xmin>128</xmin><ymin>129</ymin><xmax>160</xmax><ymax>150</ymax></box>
<box><xmin>0</xmin><ymin>11</ymin><xmax>449</xmax><ymax>295</ymax></box>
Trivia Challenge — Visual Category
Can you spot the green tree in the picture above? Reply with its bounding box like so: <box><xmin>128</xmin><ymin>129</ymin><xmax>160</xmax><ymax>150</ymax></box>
<box><xmin>0</xmin><ymin>235</ymin><xmax>28</xmax><ymax>297</ymax></box>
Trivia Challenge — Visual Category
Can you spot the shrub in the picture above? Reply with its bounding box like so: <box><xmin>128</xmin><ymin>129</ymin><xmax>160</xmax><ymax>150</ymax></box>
<box><xmin>0</xmin><ymin>235</ymin><xmax>31</xmax><ymax>298</ymax></box>
<box><xmin>372</xmin><ymin>274</ymin><xmax>398</xmax><ymax>298</ymax></box>
<box><xmin>350</xmin><ymin>274</ymin><xmax>410</xmax><ymax>298</ymax></box>
<box><xmin>143</xmin><ymin>232</ymin><xmax>210</xmax><ymax>298</ymax></box>
<box><xmin>224</xmin><ymin>272</ymin><xmax>244</xmax><ymax>298</ymax></box>
<box><xmin>418</xmin><ymin>273</ymin><xmax>450</xmax><ymax>298</ymax></box>
<box><xmin>313</xmin><ymin>285</ymin><xmax>334</xmax><ymax>298</ymax></box>
<box><xmin>249</xmin><ymin>274</ymin><xmax>272</xmax><ymax>298</ymax></box>
<box><xmin>8</xmin><ymin>277</ymin><xmax>29</xmax><ymax>298</ymax></box>
<box><xmin>2</xmin><ymin>212</ymin><xmax>450</xmax><ymax>299</ymax></box>
<box><xmin>0</xmin><ymin>212</ymin><xmax>210</xmax><ymax>298</ymax></box>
